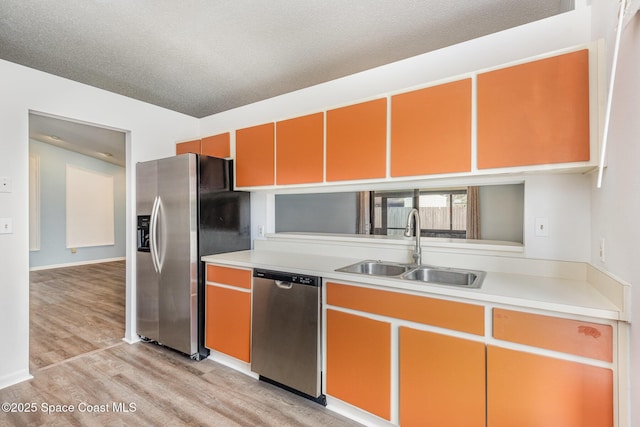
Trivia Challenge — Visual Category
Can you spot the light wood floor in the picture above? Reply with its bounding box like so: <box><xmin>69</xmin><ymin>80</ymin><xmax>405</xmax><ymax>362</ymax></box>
<box><xmin>1</xmin><ymin>261</ymin><xmax>361</xmax><ymax>426</ymax></box>
<box><xmin>29</xmin><ymin>260</ymin><xmax>126</xmax><ymax>371</ymax></box>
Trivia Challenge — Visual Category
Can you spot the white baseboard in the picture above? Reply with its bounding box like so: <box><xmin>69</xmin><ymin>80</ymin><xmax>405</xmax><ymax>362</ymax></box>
<box><xmin>0</xmin><ymin>370</ymin><xmax>33</xmax><ymax>390</ymax></box>
<box><xmin>122</xmin><ymin>335</ymin><xmax>141</xmax><ymax>345</ymax></box>
<box><xmin>29</xmin><ymin>257</ymin><xmax>126</xmax><ymax>271</ymax></box>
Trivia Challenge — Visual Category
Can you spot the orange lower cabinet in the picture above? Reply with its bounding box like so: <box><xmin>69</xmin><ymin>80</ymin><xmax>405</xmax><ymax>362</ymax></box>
<box><xmin>205</xmin><ymin>285</ymin><xmax>251</xmax><ymax>363</ymax></box>
<box><xmin>399</xmin><ymin>327</ymin><xmax>485</xmax><ymax>427</ymax></box>
<box><xmin>487</xmin><ymin>345</ymin><xmax>613</xmax><ymax>427</ymax></box>
<box><xmin>326</xmin><ymin>309</ymin><xmax>391</xmax><ymax>421</ymax></box>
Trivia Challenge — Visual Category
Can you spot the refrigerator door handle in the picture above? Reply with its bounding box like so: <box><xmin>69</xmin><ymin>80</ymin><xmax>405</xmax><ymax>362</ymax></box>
<box><xmin>155</xmin><ymin>196</ymin><xmax>164</xmax><ymax>274</ymax></box>
<box><xmin>150</xmin><ymin>196</ymin><xmax>160</xmax><ymax>274</ymax></box>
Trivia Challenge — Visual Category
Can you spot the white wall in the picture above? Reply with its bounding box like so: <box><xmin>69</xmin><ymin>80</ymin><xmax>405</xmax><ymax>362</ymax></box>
<box><xmin>524</xmin><ymin>174</ymin><xmax>591</xmax><ymax>262</ymax></box>
<box><xmin>29</xmin><ymin>140</ymin><xmax>127</xmax><ymax>269</ymax></box>
<box><xmin>0</xmin><ymin>59</ymin><xmax>199</xmax><ymax>388</ymax></box>
<box><xmin>200</xmin><ymin>8</ymin><xmax>591</xmax><ymax>135</ymax></box>
<box><xmin>590</xmin><ymin>1</ymin><xmax>640</xmax><ymax>424</ymax></box>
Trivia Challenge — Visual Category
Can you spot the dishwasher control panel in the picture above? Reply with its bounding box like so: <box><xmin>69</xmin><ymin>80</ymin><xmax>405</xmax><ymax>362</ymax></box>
<box><xmin>253</xmin><ymin>269</ymin><xmax>320</xmax><ymax>287</ymax></box>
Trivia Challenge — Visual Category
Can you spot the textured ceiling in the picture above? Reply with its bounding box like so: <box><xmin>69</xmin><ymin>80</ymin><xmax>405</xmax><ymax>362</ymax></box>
<box><xmin>1</xmin><ymin>0</ymin><xmax>573</xmax><ymax>119</ymax></box>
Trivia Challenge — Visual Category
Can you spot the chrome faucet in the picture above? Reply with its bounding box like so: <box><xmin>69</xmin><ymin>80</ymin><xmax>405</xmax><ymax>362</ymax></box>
<box><xmin>404</xmin><ymin>208</ymin><xmax>422</xmax><ymax>265</ymax></box>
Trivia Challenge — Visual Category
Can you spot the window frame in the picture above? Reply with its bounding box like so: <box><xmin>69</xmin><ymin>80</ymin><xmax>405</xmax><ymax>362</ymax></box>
<box><xmin>372</xmin><ymin>188</ymin><xmax>468</xmax><ymax>239</ymax></box>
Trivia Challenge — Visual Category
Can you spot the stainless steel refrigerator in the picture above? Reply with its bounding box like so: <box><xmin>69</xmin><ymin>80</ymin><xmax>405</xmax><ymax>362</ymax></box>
<box><xmin>136</xmin><ymin>153</ymin><xmax>250</xmax><ymax>360</ymax></box>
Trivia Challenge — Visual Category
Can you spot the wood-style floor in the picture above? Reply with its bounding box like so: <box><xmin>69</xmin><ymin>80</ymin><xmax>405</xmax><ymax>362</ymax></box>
<box><xmin>1</xmin><ymin>261</ymin><xmax>361</xmax><ymax>426</ymax></box>
<box><xmin>29</xmin><ymin>260</ymin><xmax>126</xmax><ymax>371</ymax></box>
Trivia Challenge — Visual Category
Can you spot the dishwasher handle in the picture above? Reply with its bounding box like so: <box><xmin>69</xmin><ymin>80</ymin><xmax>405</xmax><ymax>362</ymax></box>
<box><xmin>275</xmin><ymin>280</ymin><xmax>293</xmax><ymax>289</ymax></box>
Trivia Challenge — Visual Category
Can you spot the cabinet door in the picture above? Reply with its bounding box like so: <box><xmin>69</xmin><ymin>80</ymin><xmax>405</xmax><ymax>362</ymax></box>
<box><xmin>205</xmin><ymin>265</ymin><xmax>252</xmax><ymax>362</ymax></box>
<box><xmin>205</xmin><ymin>285</ymin><xmax>251</xmax><ymax>362</ymax></box>
<box><xmin>276</xmin><ymin>112</ymin><xmax>324</xmax><ymax>185</ymax></box>
<box><xmin>236</xmin><ymin>123</ymin><xmax>274</xmax><ymax>187</ymax></box>
<box><xmin>487</xmin><ymin>345</ymin><xmax>613</xmax><ymax>427</ymax></box>
<box><xmin>477</xmin><ymin>49</ymin><xmax>590</xmax><ymax>169</ymax></box>
<box><xmin>176</xmin><ymin>139</ymin><xmax>201</xmax><ymax>155</ymax></box>
<box><xmin>201</xmin><ymin>132</ymin><xmax>230</xmax><ymax>158</ymax></box>
<box><xmin>326</xmin><ymin>309</ymin><xmax>391</xmax><ymax>421</ymax></box>
<box><xmin>391</xmin><ymin>79</ymin><xmax>472</xmax><ymax>177</ymax></box>
<box><xmin>400</xmin><ymin>327</ymin><xmax>485</xmax><ymax>427</ymax></box>
<box><xmin>326</xmin><ymin>98</ymin><xmax>387</xmax><ymax>181</ymax></box>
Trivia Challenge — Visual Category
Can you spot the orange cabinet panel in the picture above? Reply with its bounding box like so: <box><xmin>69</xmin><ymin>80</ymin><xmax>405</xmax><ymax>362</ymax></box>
<box><xmin>236</xmin><ymin>123</ymin><xmax>275</xmax><ymax>187</ymax></box>
<box><xmin>205</xmin><ymin>285</ymin><xmax>251</xmax><ymax>362</ymax></box>
<box><xmin>206</xmin><ymin>264</ymin><xmax>251</xmax><ymax>290</ymax></box>
<box><xmin>487</xmin><ymin>345</ymin><xmax>613</xmax><ymax>427</ymax></box>
<box><xmin>493</xmin><ymin>308</ymin><xmax>612</xmax><ymax>362</ymax></box>
<box><xmin>326</xmin><ymin>309</ymin><xmax>391</xmax><ymax>420</ymax></box>
<box><xmin>391</xmin><ymin>79</ymin><xmax>472</xmax><ymax>177</ymax></box>
<box><xmin>478</xmin><ymin>49</ymin><xmax>590</xmax><ymax>169</ymax></box>
<box><xmin>201</xmin><ymin>132</ymin><xmax>230</xmax><ymax>158</ymax></box>
<box><xmin>176</xmin><ymin>139</ymin><xmax>201</xmax><ymax>155</ymax></box>
<box><xmin>276</xmin><ymin>112</ymin><xmax>324</xmax><ymax>185</ymax></box>
<box><xmin>400</xmin><ymin>327</ymin><xmax>485</xmax><ymax>427</ymax></box>
<box><xmin>326</xmin><ymin>98</ymin><xmax>387</xmax><ymax>181</ymax></box>
<box><xmin>326</xmin><ymin>282</ymin><xmax>484</xmax><ymax>335</ymax></box>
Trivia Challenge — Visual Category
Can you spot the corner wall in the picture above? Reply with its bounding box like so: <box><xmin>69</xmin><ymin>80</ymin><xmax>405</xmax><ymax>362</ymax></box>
<box><xmin>0</xmin><ymin>59</ymin><xmax>199</xmax><ymax>389</ymax></box>
<box><xmin>589</xmin><ymin>2</ymin><xmax>640</xmax><ymax>424</ymax></box>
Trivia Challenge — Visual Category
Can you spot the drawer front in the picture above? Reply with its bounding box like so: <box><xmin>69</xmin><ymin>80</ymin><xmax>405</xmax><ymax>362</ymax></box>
<box><xmin>206</xmin><ymin>264</ymin><xmax>251</xmax><ymax>290</ymax></box>
<box><xmin>326</xmin><ymin>282</ymin><xmax>484</xmax><ymax>335</ymax></box>
<box><xmin>493</xmin><ymin>308</ymin><xmax>612</xmax><ymax>362</ymax></box>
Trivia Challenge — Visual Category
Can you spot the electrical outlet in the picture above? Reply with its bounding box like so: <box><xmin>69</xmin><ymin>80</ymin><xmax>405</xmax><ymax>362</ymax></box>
<box><xmin>535</xmin><ymin>217</ymin><xmax>549</xmax><ymax>237</ymax></box>
<box><xmin>0</xmin><ymin>177</ymin><xmax>11</xmax><ymax>193</ymax></box>
<box><xmin>599</xmin><ymin>238</ymin><xmax>606</xmax><ymax>262</ymax></box>
<box><xmin>258</xmin><ymin>225</ymin><xmax>265</xmax><ymax>237</ymax></box>
<box><xmin>0</xmin><ymin>218</ymin><xmax>13</xmax><ymax>234</ymax></box>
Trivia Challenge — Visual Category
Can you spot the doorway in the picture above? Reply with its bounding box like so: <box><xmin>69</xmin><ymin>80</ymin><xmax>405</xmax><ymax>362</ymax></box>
<box><xmin>28</xmin><ymin>112</ymin><xmax>128</xmax><ymax>371</ymax></box>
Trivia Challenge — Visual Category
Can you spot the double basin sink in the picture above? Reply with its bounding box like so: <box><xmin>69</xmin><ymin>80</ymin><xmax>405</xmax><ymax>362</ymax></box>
<box><xmin>335</xmin><ymin>260</ymin><xmax>485</xmax><ymax>289</ymax></box>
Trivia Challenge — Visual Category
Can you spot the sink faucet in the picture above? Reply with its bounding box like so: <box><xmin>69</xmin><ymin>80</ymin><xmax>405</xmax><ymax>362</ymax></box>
<box><xmin>404</xmin><ymin>208</ymin><xmax>422</xmax><ymax>265</ymax></box>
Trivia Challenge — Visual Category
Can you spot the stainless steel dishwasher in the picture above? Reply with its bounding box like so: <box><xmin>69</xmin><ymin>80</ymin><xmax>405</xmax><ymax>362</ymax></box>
<box><xmin>251</xmin><ymin>269</ymin><xmax>325</xmax><ymax>404</ymax></box>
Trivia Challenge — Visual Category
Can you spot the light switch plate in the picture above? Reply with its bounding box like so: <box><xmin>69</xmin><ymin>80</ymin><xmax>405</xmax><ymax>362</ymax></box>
<box><xmin>0</xmin><ymin>177</ymin><xmax>11</xmax><ymax>193</ymax></box>
<box><xmin>0</xmin><ymin>218</ymin><xmax>13</xmax><ymax>234</ymax></box>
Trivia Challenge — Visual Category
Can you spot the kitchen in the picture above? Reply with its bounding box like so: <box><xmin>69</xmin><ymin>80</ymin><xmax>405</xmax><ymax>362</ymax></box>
<box><xmin>1</xmin><ymin>1</ymin><xmax>639</xmax><ymax>426</ymax></box>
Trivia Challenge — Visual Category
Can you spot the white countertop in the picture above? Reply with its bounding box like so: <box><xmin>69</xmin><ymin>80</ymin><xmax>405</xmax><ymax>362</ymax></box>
<box><xmin>202</xmin><ymin>250</ymin><xmax>622</xmax><ymax>321</ymax></box>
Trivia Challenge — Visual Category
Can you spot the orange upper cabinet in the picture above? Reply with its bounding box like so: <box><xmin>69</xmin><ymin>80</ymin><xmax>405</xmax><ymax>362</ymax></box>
<box><xmin>235</xmin><ymin>123</ymin><xmax>275</xmax><ymax>187</ymax></box>
<box><xmin>477</xmin><ymin>49</ymin><xmax>590</xmax><ymax>169</ymax></box>
<box><xmin>201</xmin><ymin>132</ymin><xmax>231</xmax><ymax>158</ymax></box>
<box><xmin>326</xmin><ymin>98</ymin><xmax>387</xmax><ymax>181</ymax></box>
<box><xmin>276</xmin><ymin>113</ymin><xmax>324</xmax><ymax>185</ymax></box>
<box><xmin>391</xmin><ymin>79</ymin><xmax>472</xmax><ymax>177</ymax></box>
<box><xmin>176</xmin><ymin>139</ymin><xmax>201</xmax><ymax>155</ymax></box>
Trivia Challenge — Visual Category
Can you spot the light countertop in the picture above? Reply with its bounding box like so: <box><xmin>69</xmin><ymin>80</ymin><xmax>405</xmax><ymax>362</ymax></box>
<box><xmin>202</xmin><ymin>250</ymin><xmax>622</xmax><ymax>321</ymax></box>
